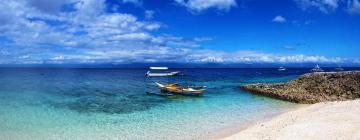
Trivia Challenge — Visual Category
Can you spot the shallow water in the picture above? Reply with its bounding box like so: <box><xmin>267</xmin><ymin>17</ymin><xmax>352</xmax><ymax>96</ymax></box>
<box><xmin>0</xmin><ymin>68</ymin><xmax>356</xmax><ymax>140</ymax></box>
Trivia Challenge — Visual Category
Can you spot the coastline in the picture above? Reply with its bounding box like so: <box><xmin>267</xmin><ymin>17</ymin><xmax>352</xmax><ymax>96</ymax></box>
<box><xmin>220</xmin><ymin>99</ymin><xmax>360</xmax><ymax>140</ymax></box>
<box><xmin>209</xmin><ymin>104</ymin><xmax>306</xmax><ymax>140</ymax></box>
<box><xmin>240</xmin><ymin>71</ymin><xmax>360</xmax><ymax>104</ymax></box>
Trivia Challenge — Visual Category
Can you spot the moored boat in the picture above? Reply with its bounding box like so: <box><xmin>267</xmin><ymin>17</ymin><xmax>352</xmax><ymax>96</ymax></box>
<box><xmin>335</xmin><ymin>66</ymin><xmax>344</xmax><ymax>71</ymax></box>
<box><xmin>278</xmin><ymin>67</ymin><xmax>286</xmax><ymax>71</ymax></box>
<box><xmin>311</xmin><ymin>64</ymin><xmax>324</xmax><ymax>72</ymax></box>
<box><xmin>155</xmin><ymin>82</ymin><xmax>206</xmax><ymax>96</ymax></box>
<box><xmin>146</xmin><ymin>67</ymin><xmax>180</xmax><ymax>76</ymax></box>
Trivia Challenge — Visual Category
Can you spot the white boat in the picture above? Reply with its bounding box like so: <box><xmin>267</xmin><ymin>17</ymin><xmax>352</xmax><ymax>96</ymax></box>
<box><xmin>278</xmin><ymin>67</ymin><xmax>286</xmax><ymax>71</ymax></box>
<box><xmin>335</xmin><ymin>66</ymin><xmax>344</xmax><ymax>71</ymax></box>
<box><xmin>311</xmin><ymin>65</ymin><xmax>324</xmax><ymax>72</ymax></box>
<box><xmin>146</xmin><ymin>67</ymin><xmax>180</xmax><ymax>76</ymax></box>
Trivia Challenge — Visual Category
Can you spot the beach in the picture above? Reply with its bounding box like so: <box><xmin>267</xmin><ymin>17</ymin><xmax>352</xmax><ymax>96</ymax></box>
<box><xmin>221</xmin><ymin>100</ymin><xmax>360</xmax><ymax>140</ymax></box>
<box><xmin>1</xmin><ymin>0</ymin><xmax>360</xmax><ymax>139</ymax></box>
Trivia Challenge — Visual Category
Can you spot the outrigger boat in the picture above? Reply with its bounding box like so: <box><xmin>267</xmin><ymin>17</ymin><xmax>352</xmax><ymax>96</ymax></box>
<box><xmin>155</xmin><ymin>82</ymin><xmax>206</xmax><ymax>96</ymax></box>
<box><xmin>146</xmin><ymin>67</ymin><xmax>180</xmax><ymax>77</ymax></box>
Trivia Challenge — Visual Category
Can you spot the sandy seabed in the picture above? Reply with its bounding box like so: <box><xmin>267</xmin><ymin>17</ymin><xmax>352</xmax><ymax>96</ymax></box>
<box><xmin>221</xmin><ymin>100</ymin><xmax>360</xmax><ymax>140</ymax></box>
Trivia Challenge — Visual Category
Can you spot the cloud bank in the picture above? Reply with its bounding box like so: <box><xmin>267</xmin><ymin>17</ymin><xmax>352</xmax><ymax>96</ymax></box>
<box><xmin>0</xmin><ymin>0</ymin><xmax>357</xmax><ymax>65</ymax></box>
<box><xmin>174</xmin><ymin>0</ymin><xmax>237</xmax><ymax>12</ymax></box>
<box><xmin>294</xmin><ymin>0</ymin><xmax>360</xmax><ymax>14</ymax></box>
<box><xmin>0</xmin><ymin>0</ymin><xmax>206</xmax><ymax>64</ymax></box>
<box><xmin>347</xmin><ymin>0</ymin><xmax>360</xmax><ymax>14</ymax></box>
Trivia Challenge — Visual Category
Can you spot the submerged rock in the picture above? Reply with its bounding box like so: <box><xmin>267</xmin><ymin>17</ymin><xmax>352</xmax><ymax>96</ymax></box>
<box><xmin>241</xmin><ymin>71</ymin><xmax>360</xmax><ymax>104</ymax></box>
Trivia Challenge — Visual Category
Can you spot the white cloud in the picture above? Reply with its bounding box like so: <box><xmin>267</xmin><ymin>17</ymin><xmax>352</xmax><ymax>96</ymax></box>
<box><xmin>18</xmin><ymin>55</ymin><xmax>30</xmax><ymax>59</ymax></box>
<box><xmin>28</xmin><ymin>0</ymin><xmax>76</xmax><ymax>14</ymax></box>
<box><xmin>144</xmin><ymin>23</ymin><xmax>161</xmax><ymax>30</ymax></box>
<box><xmin>193</xmin><ymin>37</ymin><xmax>213</xmax><ymax>42</ymax></box>
<box><xmin>0</xmin><ymin>0</ymin><xmax>164</xmax><ymax>47</ymax></box>
<box><xmin>294</xmin><ymin>0</ymin><xmax>360</xmax><ymax>15</ymax></box>
<box><xmin>294</xmin><ymin>0</ymin><xmax>340</xmax><ymax>13</ymax></box>
<box><xmin>272</xmin><ymin>15</ymin><xmax>286</xmax><ymax>23</ymax></box>
<box><xmin>51</xmin><ymin>55</ymin><xmax>65</xmax><ymax>60</ymax></box>
<box><xmin>112</xmin><ymin>33</ymin><xmax>152</xmax><ymax>41</ymax></box>
<box><xmin>175</xmin><ymin>0</ymin><xmax>236</xmax><ymax>12</ymax></box>
<box><xmin>185</xmin><ymin>51</ymin><xmax>346</xmax><ymax>64</ymax></box>
<box><xmin>347</xmin><ymin>0</ymin><xmax>360</xmax><ymax>14</ymax></box>
<box><xmin>145</xmin><ymin>10</ymin><xmax>155</xmax><ymax>19</ymax></box>
<box><xmin>0</xmin><ymin>0</ymin><xmax>212</xmax><ymax>64</ymax></box>
<box><xmin>122</xmin><ymin>0</ymin><xmax>142</xmax><ymax>6</ymax></box>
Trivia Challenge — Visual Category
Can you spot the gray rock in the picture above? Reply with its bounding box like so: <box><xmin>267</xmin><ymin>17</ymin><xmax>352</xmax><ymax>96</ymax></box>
<box><xmin>241</xmin><ymin>71</ymin><xmax>360</xmax><ymax>104</ymax></box>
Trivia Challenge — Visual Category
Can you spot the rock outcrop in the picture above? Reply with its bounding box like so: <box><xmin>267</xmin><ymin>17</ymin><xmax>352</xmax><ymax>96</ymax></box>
<box><xmin>241</xmin><ymin>71</ymin><xmax>360</xmax><ymax>104</ymax></box>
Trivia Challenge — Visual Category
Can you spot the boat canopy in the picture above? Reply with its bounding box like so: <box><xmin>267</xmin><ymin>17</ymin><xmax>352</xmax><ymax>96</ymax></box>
<box><xmin>150</xmin><ymin>67</ymin><xmax>168</xmax><ymax>70</ymax></box>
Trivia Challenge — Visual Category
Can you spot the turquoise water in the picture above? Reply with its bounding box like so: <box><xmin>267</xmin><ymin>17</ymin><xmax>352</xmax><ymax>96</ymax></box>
<box><xmin>0</xmin><ymin>68</ymin><xmax>310</xmax><ymax>140</ymax></box>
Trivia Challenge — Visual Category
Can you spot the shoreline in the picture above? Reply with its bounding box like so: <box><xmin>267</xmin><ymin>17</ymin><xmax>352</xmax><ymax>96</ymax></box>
<box><xmin>210</xmin><ymin>104</ymin><xmax>306</xmax><ymax>140</ymax></box>
<box><xmin>219</xmin><ymin>99</ymin><xmax>360</xmax><ymax>140</ymax></box>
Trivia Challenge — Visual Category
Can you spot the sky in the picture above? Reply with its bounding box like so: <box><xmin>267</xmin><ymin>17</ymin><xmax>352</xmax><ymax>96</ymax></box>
<box><xmin>0</xmin><ymin>0</ymin><xmax>359</xmax><ymax>65</ymax></box>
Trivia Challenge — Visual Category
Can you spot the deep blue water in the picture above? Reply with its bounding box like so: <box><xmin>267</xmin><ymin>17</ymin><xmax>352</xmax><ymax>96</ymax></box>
<box><xmin>0</xmin><ymin>68</ymin><xmax>358</xmax><ymax>140</ymax></box>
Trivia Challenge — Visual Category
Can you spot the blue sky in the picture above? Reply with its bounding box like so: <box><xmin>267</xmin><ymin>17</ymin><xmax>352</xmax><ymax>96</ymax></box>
<box><xmin>0</xmin><ymin>0</ymin><xmax>359</xmax><ymax>65</ymax></box>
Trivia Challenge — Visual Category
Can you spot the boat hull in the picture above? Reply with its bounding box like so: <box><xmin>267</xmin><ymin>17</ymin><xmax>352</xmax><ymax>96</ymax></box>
<box><xmin>146</xmin><ymin>91</ymin><xmax>173</xmax><ymax>96</ymax></box>
<box><xmin>160</xmin><ymin>89</ymin><xmax>204</xmax><ymax>96</ymax></box>
<box><xmin>146</xmin><ymin>71</ymin><xmax>180</xmax><ymax>77</ymax></box>
<box><xmin>155</xmin><ymin>82</ymin><xmax>205</xmax><ymax>96</ymax></box>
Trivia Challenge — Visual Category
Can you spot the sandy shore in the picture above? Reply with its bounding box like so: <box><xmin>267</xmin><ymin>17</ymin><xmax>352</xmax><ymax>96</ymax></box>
<box><xmin>221</xmin><ymin>100</ymin><xmax>360</xmax><ymax>140</ymax></box>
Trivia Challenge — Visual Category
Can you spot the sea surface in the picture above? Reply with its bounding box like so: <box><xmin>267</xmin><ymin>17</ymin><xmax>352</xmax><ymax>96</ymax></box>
<box><xmin>0</xmin><ymin>68</ymin><xmax>358</xmax><ymax>140</ymax></box>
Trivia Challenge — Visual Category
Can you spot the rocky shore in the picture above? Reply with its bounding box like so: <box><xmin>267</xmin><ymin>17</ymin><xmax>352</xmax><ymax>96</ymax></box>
<box><xmin>241</xmin><ymin>71</ymin><xmax>360</xmax><ymax>104</ymax></box>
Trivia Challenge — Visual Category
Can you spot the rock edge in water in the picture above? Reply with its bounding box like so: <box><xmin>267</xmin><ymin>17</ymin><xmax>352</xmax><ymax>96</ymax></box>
<box><xmin>241</xmin><ymin>71</ymin><xmax>360</xmax><ymax>104</ymax></box>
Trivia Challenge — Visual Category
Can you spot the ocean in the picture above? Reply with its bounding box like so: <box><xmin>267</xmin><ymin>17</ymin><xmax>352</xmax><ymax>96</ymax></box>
<box><xmin>0</xmin><ymin>68</ymin><xmax>357</xmax><ymax>140</ymax></box>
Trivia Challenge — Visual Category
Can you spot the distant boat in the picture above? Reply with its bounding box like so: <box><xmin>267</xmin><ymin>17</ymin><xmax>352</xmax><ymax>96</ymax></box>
<box><xmin>311</xmin><ymin>65</ymin><xmax>324</xmax><ymax>72</ymax></box>
<box><xmin>146</xmin><ymin>67</ymin><xmax>180</xmax><ymax>76</ymax></box>
<box><xmin>278</xmin><ymin>67</ymin><xmax>286</xmax><ymax>71</ymax></box>
<box><xmin>335</xmin><ymin>66</ymin><xmax>344</xmax><ymax>71</ymax></box>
